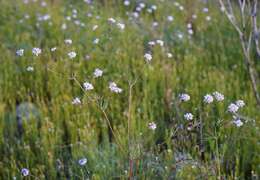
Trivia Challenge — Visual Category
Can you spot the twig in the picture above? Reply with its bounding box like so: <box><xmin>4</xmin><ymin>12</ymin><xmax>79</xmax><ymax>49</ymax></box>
<box><xmin>218</xmin><ymin>0</ymin><xmax>260</xmax><ymax>108</ymax></box>
<box><xmin>252</xmin><ymin>0</ymin><xmax>260</xmax><ymax>57</ymax></box>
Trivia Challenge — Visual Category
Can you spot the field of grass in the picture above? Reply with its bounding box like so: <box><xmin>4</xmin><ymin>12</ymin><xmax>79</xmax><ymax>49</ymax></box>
<box><xmin>0</xmin><ymin>0</ymin><xmax>259</xmax><ymax>179</ymax></box>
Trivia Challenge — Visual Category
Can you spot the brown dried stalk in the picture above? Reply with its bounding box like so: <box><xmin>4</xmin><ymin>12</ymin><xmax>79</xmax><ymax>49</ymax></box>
<box><xmin>219</xmin><ymin>0</ymin><xmax>260</xmax><ymax>108</ymax></box>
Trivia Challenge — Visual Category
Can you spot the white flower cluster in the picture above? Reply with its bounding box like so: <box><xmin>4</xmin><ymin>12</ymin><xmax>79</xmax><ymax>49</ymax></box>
<box><xmin>144</xmin><ymin>53</ymin><xmax>152</xmax><ymax>62</ymax></box>
<box><xmin>72</xmin><ymin>97</ymin><xmax>81</xmax><ymax>105</ymax></box>
<box><xmin>37</xmin><ymin>14</ymin><xmax>51</xmax><ymax>21</ymax></box>
<box><xmin>109</xmin><ymin>82</ymin><xmax>123</xmax><ymax>93</ymax></box>
<box><xmin>203</xmin><ymin>94</ymin><xmax>214</xmax><ymax>104</ymax></box>
<box><xmin>107</xmin><ymin>18</ymin><xmax>125</xmax><ymax>30</ymax></box>
<box><xmin>212</xmin><ymin>91</ymin><xmax>225</xmax><ymax>102</ymax></box>
<box><xmin>179</xmin><ymin>93</ymin><xmax>190</xmax><ymax>102</ymax></box>
<box><xmin>26</xmin><ymin>66</ymin><xmax>34</xmax><ymax>72</ymax></box>
<box><xmin>83</xmin><ymin>82</ymin><xmax>94</xmax><ymax>91</ymax></box>
<box><xmin>187</xmin><ymin>23</ymin><xmax>194</xmax><ymax>35</ymax></box>
<box><xmin>156</xmin><ymin>40</ymin><xmax>164</xmax><ymax>47</ymax></box>
<box><xmin>148</xmin><ymin>122</ymin><xmax>157</xmax><ymax>130</ymax></box>
<box><xmin>64</xmin><ymin>39</ymin><xmax>72</xmax><ymax>45</ymax></box>
<box><xmin>203</xmin><ymin>91</ymin><xmax>225</xmax><ymax>104</ymax></box>
<box><xmin>233</xmin><ymin>118</ymin><xmax>243</xmax><ymax>127</ymax></box>
<box><xmin>184</xmin><ymin>113</ymin><xmax>193</xmax><ymax>120</ymax></box>
<box><xmin>167</xmin><ymin>15</ymin><xmax>174</xmax><ymax>22</ymax></box>
<box><xmin>124</xmin><ymin>0</ymin><xmax>130</xmax><ymax>6</ymax></box>
<box><xmin>228</xmin><ymin>100</ymin><xmax>245</xmax><ymax>113</ymax></box>
<box><xmin>51</xmin><ymin>47</ymin><xmax>57</xmax><ymax>52</ymax></box>
<box><xmin>32</xmin><ymin>47</ymin><xmax>42</xmax><ymax>56</ymax></box>
<box><xmin>16</xmin><ymin>49</ymin><xmax>24</xmax><ymax>56</ymax></box>
<box><xmin>228</xmin><ymin>103</ymin><xmax>239</xmax><ymax>113</ymax></box>
<box><xmin>236</xmin><ymin>100</ymin><xmax>245</xmax><ymax>108</ymax></box>
<box><xmin>117</xmin><ymin>22</ymin><xmax>125</xmax><ymax>30</ymax></box>
<box><xmin>68</xmin><ymin>51</ymin><xmax>77</xmax><ymax>59</ymax></box>
<box><xmin>93</xmin><ymin>68</ymin><xmax>103</xmax><ymax>78</ymax></box>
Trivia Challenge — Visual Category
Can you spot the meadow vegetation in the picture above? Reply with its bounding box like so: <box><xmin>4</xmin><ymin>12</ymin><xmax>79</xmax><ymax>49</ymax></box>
<box><xmin>0</xmin><ymin>0</ymin><xmax>259</xmax><ymax>179</ymax></box>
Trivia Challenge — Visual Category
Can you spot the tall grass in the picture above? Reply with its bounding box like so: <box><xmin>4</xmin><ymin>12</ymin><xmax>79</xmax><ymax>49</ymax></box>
<box><xmin>0</xmin><ymin>0</ymin><xmax>259</xmax><ymax>179</ymax></box>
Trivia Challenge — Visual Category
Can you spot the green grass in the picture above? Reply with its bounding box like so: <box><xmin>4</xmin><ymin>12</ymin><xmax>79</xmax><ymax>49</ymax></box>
<box><xmin>0</xmin><ymin>0</ymin><xmax>259</xmax><ymax>179</ymax></box>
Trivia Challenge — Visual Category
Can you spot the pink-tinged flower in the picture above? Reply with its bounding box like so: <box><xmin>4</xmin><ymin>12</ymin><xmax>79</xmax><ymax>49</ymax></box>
<box><xmin>148</xmin><ymin>122</ymin><xmax>157</xmax><ymax>130</ymax></box>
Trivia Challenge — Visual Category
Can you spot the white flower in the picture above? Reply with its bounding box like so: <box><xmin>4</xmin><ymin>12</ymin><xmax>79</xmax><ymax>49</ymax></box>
<box><xmin>61</xmin><ymin>23</ymin><xmax>67</xmax><ymax>30</ymax></box>
<box><xmin>184</xmin><ymin>113</ymin><xmax>193</xmax><ymax>120</ymax></box>
<box><xmin>117</xmin><ymin>23</ymin><xmax>125</xmax><ymax>30</ymax></box>
<box><xmin>233</xmin><ymin>118</ymin><xmax>243</xmax><ymax>127</ymax></box>
<box><xmin>206</xmin><ymin>16</ymin><xmax>211</xmax><ymax>21</ymax></box>
<box><xmin>213</xmin><ymin>92</ymin><xmax>224</xmax><ymax>102</ymax></box>
<box><xmin>136</xmin><ymin>6</ymin><xmax>142</xmax><ymax>12</ymax></box>
<box><xmin>92</xmin><ymin>25</ymin><xmax>98</xmax><ymax>31</ymax></box>
<box><xmin>178</xmin><ymin>33</ymin><xmax>184</xmax><ymax>39</ymax></box>
<box><xmin>64</xmin><ymin>39</ymin><xmax>72</xmax><ymax>44</ymax></box>
<box><xmin>152</xmin><ymin>22</ymin><xmax>158</xmax><ymax>27</ymax></box>
<box><xmin>16</xmin><ymin>49</ymin><xmax>24</xmax><ymax>56</ymax></box>
<box><xmin>87</xmin><ymin>13</ymin><xmax>92</xmax><ymax>17</ymax></box>
<box><xmin>37</xmin><ymin>14</ymin><xmax>51</xmax><ymax>21</ymax></box>
<box><xmin>148</xmin><ymin>122</ymin><xmax>157</xmax><ymax>130</ymax></box>
<box><xmin>78</xmin><ymin>158</ymin><xmax>87</xmax><ymax>166</ymax></box>
<box><xmin>26</xmin><ymin>66</ymin><xmax>34</xmax><ymax>72</ymax></box>
<box><xmin>167</xmin><ymin>16</ymin><xmax>174</xmax><ymax>22</ymax></box>
<box><xmin>85</xmin><ymin>54</ymin><xmax>91</xmax><ymax>60</ymax></box>
<box><xmin>203</xmin><ymin>7</ymin><xmax>209</xmax><ymax>13</ymax></box>
<box><xmin>167</xmin><ymin>53</ymin><xmax>173</xmax><ymax>58</ymax></box>
<box><xmin>24</xmin><ymin>14</ymin><xmax>30</xmax><ymax>19</ymax></box>
<box><xmin>66</xmin><ymin>16</ymin><xmax>71</xmax><ymax>21</ymax></box>
<box><xmin>144</xmin><ymin>53</ymin><xmax>152</xmax><ymax>62</ymax></box>
<box><xmin>148</xmin><ymin>41</ymin><xmax>155</xmax><ymax>46</ymax></box>
<box><xmin>132</xmin><ymin>12</ymin><xmax>139</xmax><ymax>18</ymax></box>
<box><xmin>68</xmin><ymin>51</ymin><xmax>76</xmax><ymax>59</ymax></box>
<box><xmin>109</xmin><ymin>82</ymin><xmax>123</xmax><ymax>93</ymax></box>
<box><xmin>72</xmin><ymin>9</ymin><xmax>77</xmax><ymax>14</ymax></box>
<box><xmin>74</xmin><ymin>20</ymin><xmax>80</xmax><ymax>25</ymax></box>
<box><xmin>72</xmin><ymin>97</ymin><xmax>81</xmax><ymax>105</ymax></box>
<box><xmin>21</xmin><ymin>168</ymin><xmax>29</xmax><ymax>177</ymax></box>
<box><xmin>228</xmin><ymin>103</ymin><xmax>239</xmax><ymax>113</ymax></box>
<box><xmin>32</xmin><ymin>47</ymin><xmax>42</xmax><ymax>56</ymax></box>
<box><xmin>108</xmin><ymin>18</ymin><xmax>116</xmax><ymax>24</ymax></box>
<box><xmin>179</xmin><ymin>93</ymin><xmax>190</xmax><ymax>102</ymax></box>
<box><xmin>204</xmin><ymin>94</ymin><xmax>214</xmax><ymax>104</ymax></box>
<box><xmin>93</xmin><ymin>38</ymin><xmax>99</xmax><ymax>44</ymax></box>
<box><xmin>174</xmin><ymin>2</ymin><xmax>180</xmax><ymax>6</ymax></box>
<box><xmin>151</xmin><ymin>5</ymin><xmax>157</xmax><ymax>10</ymax></box>
<box><xmin>124</xmin><ymin>0</ymin><xmax>130</xmax><ymax>6</ymax></box>
<box><xmin>93</xmin><ymin>68</ymin><xmax>103</xmax><ymax>78</ymax></box>
<box><xmin>83</xmin><ymin>82</ymin><xmax>94</xmax><ymax>91</ymax></box>
<box><xmin>139</xmin><ymin>3</ymin><xmax>145</xmax><ymax>8</ymax></box>
<box><xmin>188</xmin><ymin>29</ymin><xmax>194</xmax><ymax>35</ymax></box>
<box><xmin>236</xmin><ymin>100</ymin><xmax>245</xmax><ymax>108</ymax></box>
<box><xmin>192</xmin><ymin>14</ymin><xmax>197</xmax><ymax>19</ymax></box>
<box><xmin>41</xmin><ymin>1</ymin><xmax>47</xmax><ymax>7</ymax></box>
<box><xmin>84</xmin><ymin>0</ymin><xmax>92</xmax><ymax>4</ymax></box>
<box><xmin>50</xmin><ymin>47</ymin><xmax>57</xmax><ymax>52</ymax></box>
<box><xmin>80</xmin><ymin>22</ymin><xmax>85</xmax><ymax>27</ymax></box>
<box><xmin>156</xmin><ymin>40</ymin><xmax>164</xmax><ymax>47</ymax></box>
